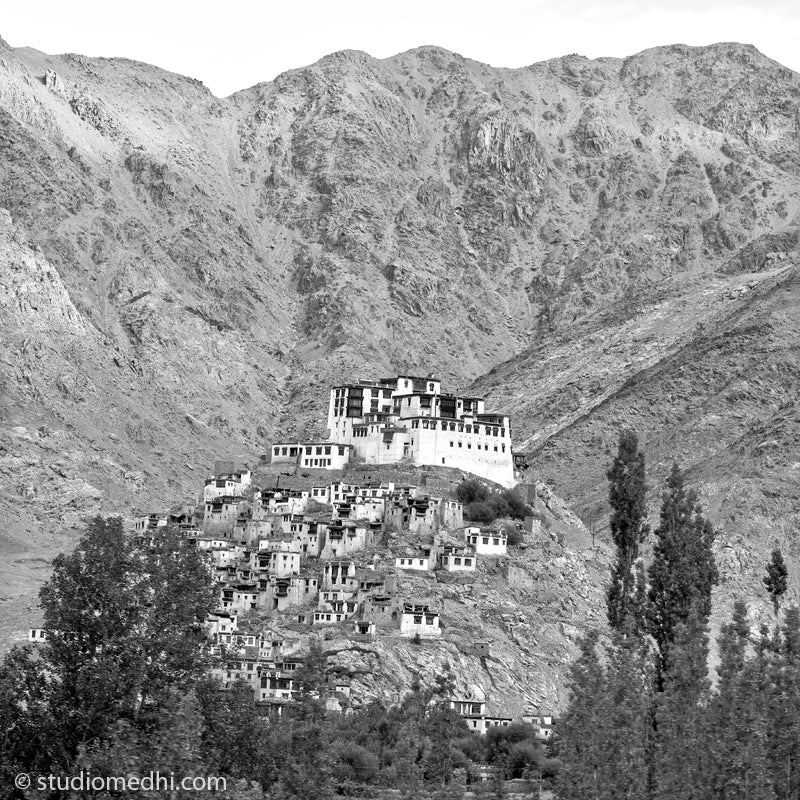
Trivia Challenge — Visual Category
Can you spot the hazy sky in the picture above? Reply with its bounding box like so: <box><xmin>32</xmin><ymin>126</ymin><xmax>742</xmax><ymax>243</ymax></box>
<box><xmin>3</xmin><ymin>0</ymin><xmax>798</xmax><ymax>96</ymax></box>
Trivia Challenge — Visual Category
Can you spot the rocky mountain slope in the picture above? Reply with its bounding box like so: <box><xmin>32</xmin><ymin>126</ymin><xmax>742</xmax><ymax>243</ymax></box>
<box><xmin>2</xmin><ymin>36</ymin><xmax>799</xmax><ymax>668</ymax></box>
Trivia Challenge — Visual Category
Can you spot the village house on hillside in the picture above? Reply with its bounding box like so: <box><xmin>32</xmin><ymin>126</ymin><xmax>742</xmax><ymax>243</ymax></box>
<box><xmin>271</xmin><ymin>374</ymin><xmax>515</xmax><ymax>487</ymax></box>
<box><xmin>36</xmin><ymin>364</ymin><xmax>533</xmax><ymax>728</ymax></box>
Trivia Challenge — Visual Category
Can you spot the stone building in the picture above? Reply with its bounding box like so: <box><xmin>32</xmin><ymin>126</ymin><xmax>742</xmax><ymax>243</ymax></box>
<box><xmin>270</xmin><ymin>442</ymin><xmax>353</xmax><ymax>470</ymax></box>
<box><xmin>463</xmin><ymin>526</ymin><xmax>507</xmax><ymax>555</ymax></box>
<box><xmin>399</xmin><ymin>601</ymin><xmax>441</xmax><ymax>638</ymax></box>
<box><xmin>326</xmin><ymin>375</ymin><xmax>514</xmax><ymax>486</ymax></box>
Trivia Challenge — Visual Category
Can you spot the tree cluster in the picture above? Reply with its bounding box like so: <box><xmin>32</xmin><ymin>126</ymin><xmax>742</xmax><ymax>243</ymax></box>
<box><xmin>455</xmin><ymin>479</ymin><xmax>531</xmax><ymax>525</ymax></box>
<box><xmin>558</xmin><ymin>599</ymin><xmax>800</xmax><ymax>800</ymax></box>
<box><xmin>558</xmin><ymin>431</ymin><xmax>796</xmax><ymax>800</ymax></box>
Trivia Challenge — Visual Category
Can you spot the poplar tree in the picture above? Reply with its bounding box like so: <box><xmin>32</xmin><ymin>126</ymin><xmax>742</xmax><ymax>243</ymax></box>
<box><xmin>707</xmin><ymin>601</ymin><xmax>775</xmax><ymax>800</ymax></box>
<box><xmin>647</xmin><ymin>464</ymin><xmax>718</xmax><ymax>674</ymax></box>
<box><xmin>602</xmin><ymin>638</ymin><xmax>653</xmax><ymax>799</ymax></box>
<box><xmin>766</xmin><ymin>607</ymin><xmax>800</xmax><ymax>800</ymax></box>
<box><xmin>556</xmin><ymin>631</ymin><xmax>652</xmax><ymax>800</ymax></box>
<box><xmin>606</xmin><ymin>430</ymin><xmax>649</xmax><ymax>635</ymax></box>
<box><xmin>555</xmin><ymin>632</ymin><xmax>607</xmax><ymax>799</ymax></box>
<box><xmin>652</xmin><ymin>613</ymin><xmax>711</xmax><ymax>800</ymax></box>
<box><xmin>764</xmin><ymin>549</ymin><xmax>789</xmax><ymax>616</ymax></box>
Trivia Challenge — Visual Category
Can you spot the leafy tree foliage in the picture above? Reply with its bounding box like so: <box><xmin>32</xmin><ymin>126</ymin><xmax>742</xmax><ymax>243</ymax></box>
<box><xmin>197</xmin><ymin>679</ymin><xmax>261</xmax><ymax>779</ymax></box>
<box><xmin>765</xmin><ymin>606</ymin><xmax>800</xmax><ymax>800</ymax></box>
<box><xmin>456</xmin><ymin>479</ymin><xmax>490</xmax><ymax>504</ymax></box>
<box><xmin>647</xmin><ymin>464</ymin><xmax>719</xmax><ymax>674</ymax></box>
<box><xmin>554</xmin><ymin>631</ymin><xmax>608</xmax><ymax>798</ymax></box>
<box><xmin>652</xmin><ymin>612</ymin><xmax>711</xmax><ymax>800</ymax></box>
<box><xmin>0</xmin><ymin>517</ymin><xmax>217</xmax><ymax>792</ymax></box>
<box><xmin>456</xmin><ymin>480</ymin><xmax>532</xmax><ymax>524</ymax></box>
<box><xmin>706</xmin><ymin>600</ymin><xmax>775</xmax><ymax>800</ymax></box>
<box><xmin>606</xmin><ymin>430</ymin><xmax>649</xmax><ymax>635</ymax></box>
<box><xmin>484</xmin><ymin>724</ymin><xmax>544</xmax><ymax>778</ymax></box>
<box><xmin>764</xmin><ymin>549</ymin><xmax>789</xmax><ymax>615</ymax></box>
<box><xmin>556</xmin><ymin>631</ymin><xmax>651</xmax><ymax>800</ymax></box>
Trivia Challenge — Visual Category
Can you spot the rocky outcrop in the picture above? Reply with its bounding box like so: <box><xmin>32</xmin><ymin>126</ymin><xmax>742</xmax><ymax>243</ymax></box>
<box><xmin>0</xmin><ymin>208</ymin><xmax>87</xmax><ymax>332</ymax></box>
<box><xmin>43</xmin><ymin>68</ymin><xmax>66</xmax><ymax>99</ymax></box>
<box><xmin>69</xmin><ymin>90</ymin><xmax>121</xmax><ymax>139</ymax></box>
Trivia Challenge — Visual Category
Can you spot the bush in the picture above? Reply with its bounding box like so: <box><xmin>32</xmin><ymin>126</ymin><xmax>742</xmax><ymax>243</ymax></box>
<box><xmin>507</xmin><ymin>526</ymin><xmax>524</xmax><ymax>546</ymax></box>
<box><xmin>504</xmin><ymin>490</ymin><xmax>530</xmax><ymax>519</ymax></box>
<box><xmin>464</xmin><ymin>489</ymin><xmax>532</xmax><ymax>525</ymax></box>
<box><xmin>508</xmin><ymin>741</ymin><xmax>544</xmax><ymax>778</ymax></box>
<box><xmin>330</xmin><ymin>741</ymin><xmax>380</xmax><ymax>783</ymax></box>
<box><xmin>487</xmin><ymin>494</ymin><xmax>512</xmax><ymax>518</ymax></box>
<box><xmin>454</xmin><ymin>734</ymin><xmax>486</xmax><ymax>762</ymax></box>
<box><xmin>485</xmin><ymin>722</ymin><xmax>541</xmax><ymax>763</ymax></box>
<box><xmin>465</xmin><ymin>501</ymin><xmax>495</xmax><ymax>522</ymax></box>
<box><xmin>456</xmin><ymin>479</ymin><xmax>489</xmax><ymax>505</ymax></box>
<box><xmin>542</xmin><ymin>757</ymin><xmax>563</xmax><ymax>779</ymax></box>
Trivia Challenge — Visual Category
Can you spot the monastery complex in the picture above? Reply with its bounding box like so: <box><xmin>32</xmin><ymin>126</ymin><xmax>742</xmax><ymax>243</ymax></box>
<box><xmin>28</xmin><ymin>375</ymin><xmax>554</xmax><ymax>736</ymax></box>
<box><xmin>271</xmin><ymin>375</ymin><xmax>515</xmax><ymax>487</ymax></box>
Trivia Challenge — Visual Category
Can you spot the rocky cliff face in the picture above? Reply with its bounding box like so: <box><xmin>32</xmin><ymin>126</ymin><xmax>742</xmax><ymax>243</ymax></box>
<box><xmin>1</xmin><ymin>37</ymin><xmax>799</xmax><ymax>675</ymax></box>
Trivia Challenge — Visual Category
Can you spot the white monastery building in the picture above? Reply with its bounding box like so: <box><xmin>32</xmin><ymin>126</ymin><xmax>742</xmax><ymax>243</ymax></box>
<box><xmin>464</xmin><ymin>526</ymin><xmax>508</xmax><ymax>555</ymax></box>
<box><xmin>399</xmin><ymin>602</ymin><xmax>441</xmax><ymax>638</ymax></box>
<box><xmin>270</xmin><ymin>442</ymin><xmax>353</xmax><ymax>470</ymax></box>
<box><xmin>324</xmin><ymin>374</ymin><xmax>515</xmax><ymax>487</ymax></box>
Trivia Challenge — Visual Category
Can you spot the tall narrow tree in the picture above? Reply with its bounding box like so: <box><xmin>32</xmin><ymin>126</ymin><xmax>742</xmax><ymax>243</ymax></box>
<box><xmin>764</xmin><ymin>549</ymin><xmax>789</xmax><ymax>616</ymax></box>
<box><xmin>554</xmin><ymin>631</ymin><xmax>609</xmax><ymax>800</ymax></box>
<box><xmin>766</xmin><ymin>607</ymin><xmax>800</xmax><ymax>800</ymax></box>
<box><xmin>602</xmin><ymin>637</ymin><xmax>653</xmax><ymax>799</ymax></box>
<box><xmin>647</xmin><ymin>464</ymin><xmax>719</xmax><ymax>674</ymax></box>
<box><xmin>706</xmin><ymin>600</ymin><xmax>775</xmax><ymax>800</ymax></box>
<box><xmin>606</xmin><ymin>430</ymin><xmax>649</xmax><ymax>635</ymax></box>
<box><xmin>652</xmin><ymin>612</ymin><xmax>711</xmax><ymax>800</ymax></box>
<box><xmin>556</xmin><ymin>631</ymin><xmax>653</xmax><ymax>800</ymax></box>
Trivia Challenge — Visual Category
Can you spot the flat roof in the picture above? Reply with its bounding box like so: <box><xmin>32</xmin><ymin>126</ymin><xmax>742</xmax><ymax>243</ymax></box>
<box><xmin>273</xmin><ymin>441</ymin><xmax>353</xmax><ymax>448</ymax></box>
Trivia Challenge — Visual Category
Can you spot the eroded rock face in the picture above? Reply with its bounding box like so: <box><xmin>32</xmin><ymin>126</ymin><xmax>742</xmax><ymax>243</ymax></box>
<box><xmin>1</xmin><ymin>40</ymin><xmax>800</xmax><ymax>689</ymax></box>
<box><xmin>43</xmin><ymin>68</ymin><xmax>66</xmax><ymax>99</ymax></box>
<box><xmin>0</xmin><ymin>208</ymin><xmax>86</xmax><ymax>331</ymax></box>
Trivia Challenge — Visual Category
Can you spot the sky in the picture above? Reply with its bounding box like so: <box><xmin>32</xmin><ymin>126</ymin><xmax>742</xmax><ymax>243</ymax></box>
<box><xmin>2</xmin><ymin>0</ymin><xmax>799</xmax><ymax>97</ymax></box>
